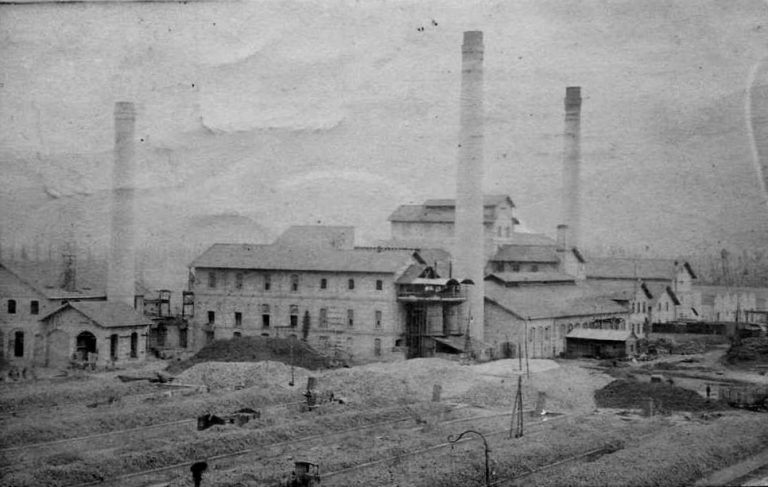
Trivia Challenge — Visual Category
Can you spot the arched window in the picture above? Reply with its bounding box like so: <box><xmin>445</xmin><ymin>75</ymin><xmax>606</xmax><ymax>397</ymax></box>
<box><xmin>320</xmin><ymin>278</ymin><xmax>327</xmax><ymax>289</ymax></box>
<box><xmin>348</xmin><ymin>278</ymin><xmax>355</xmax><ymax>290</ymax></box>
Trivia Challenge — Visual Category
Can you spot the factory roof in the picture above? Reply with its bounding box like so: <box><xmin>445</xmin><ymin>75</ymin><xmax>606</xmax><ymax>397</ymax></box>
<box><xmin>423</xmin><ymin>194</ymin><xmax>515</xmax><ymax>208</ymax></box>
<box><xmin>484</xmin><ymin>281</ymin><xmax>628</xmax><ymax>320</ymax></box>
<box><xmin>0</xmin><ymin>260</ymin><xmax>148</xmax><ymax>300</ymax></box>
<box><xmin>192</xmin><ymin>243</ymin><xmax>416</xmax><ymax>274</ymax></box>
<box><xmin>585</xmin><ymin>257</ymin><xmax>696</xmax><ymax>281</ymax></box>
<box><xmin>566</xmin><ymin>328</ymin><xmax>637</xmax><ymax>342</ymax></box>
<box><xmin>388</xmin><ymin>194</ymin><xmax>518</xmax><ymax>224</ymax></box>
<box><xmin>490</xmin><ymin>245</ymin><xmax>559</xmax><ymax>263</ymax></box>
<box><xmin>485</xmin><ymin>272</ymin><xmax>577</xmax><ymax>285</ymax></box>
<box><xmin>40</xmin><ymin>301</ymin><xmax>151</xmax><ymax>328</ymax></box>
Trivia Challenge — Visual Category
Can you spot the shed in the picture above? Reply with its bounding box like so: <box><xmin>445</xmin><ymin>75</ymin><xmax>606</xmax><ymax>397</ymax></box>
<box><xmin>565</xmin><ymin>328</ymin><xmax>638</xmax><ymax>359</ymax></box>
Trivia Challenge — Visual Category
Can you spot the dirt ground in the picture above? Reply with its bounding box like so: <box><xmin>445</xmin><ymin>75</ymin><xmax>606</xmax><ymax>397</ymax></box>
<box><xmin>1</xmin><ymin>339</ymin><xmax>767</xmax><ymax>487</ymax></box>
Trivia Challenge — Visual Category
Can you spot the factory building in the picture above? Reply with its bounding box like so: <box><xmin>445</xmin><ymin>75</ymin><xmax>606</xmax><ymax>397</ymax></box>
<box><xmin>188</xmin><ymin>226</ymin><xmax>471</xmax><ymax>361</ymax></box>
<box><xmin>694</xmin><ymin>285</ymin><xmax>768</xmax><ymax>323</ymax></box>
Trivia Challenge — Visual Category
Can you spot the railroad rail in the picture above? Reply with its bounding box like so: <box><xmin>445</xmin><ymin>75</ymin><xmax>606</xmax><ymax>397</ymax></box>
<box><xmin>68</xmin><ymin>402</ymin><xmax>517</xmax><ymax>487</ymax></box>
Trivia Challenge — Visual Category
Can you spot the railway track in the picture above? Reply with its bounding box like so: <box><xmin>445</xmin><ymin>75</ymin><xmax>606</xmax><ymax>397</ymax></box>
<box><xmin>0</xmin><ymin>399</ymin><xmax>305</xmax><ymax>473</ymax></box>
<box><xmin>68</xmin><ymin>402</ymin><xmax>514</xmax><ymax>487</ymax></box>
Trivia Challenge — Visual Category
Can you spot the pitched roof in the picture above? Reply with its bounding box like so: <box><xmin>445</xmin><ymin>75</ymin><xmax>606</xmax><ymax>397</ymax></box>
<box><xmin>500</xmin><ymin>232</ymin><xmax>557</xmax><ymax>246</ymax></box>
<box><xmin>423</xmin><ymin>194</ymin><xmax>515</xmax><ymax>208</ymax></box>
<box><xmin>1</xmin><ymin>260</ymin><xmax>147</xmax><ymax>300</ymax></box>
<box><xmin>485</xmin><ymin>272</ymin><xmax>577</xmax><ymax>284</ymax></box>
<box><xmin>484</xmin><ymin>281</ymin><xmax>628</xmax><ymax>320</ymax></box>
<box><xmin>586</xmin><ymin>257</ymin><xmax>696</xmax><ymax>281</ymax></box>
<box><xmin>566</xmin><ymin>328</ymin><xmax>636</xmax><ymax>341</ymax></box>
<box><xmin>41</xmin><ymin>301</ymin><xmax>151</xmax><ymax>328</ymax></box>
<box><xmin>490</xmin><ymin>245</ymin><xmax>559</xmax><ymax>263</ymax></box>
<box><xmin>191</xmin><ymin>244</ymin><xmax>416</xmax><ymax>274</ymax></box>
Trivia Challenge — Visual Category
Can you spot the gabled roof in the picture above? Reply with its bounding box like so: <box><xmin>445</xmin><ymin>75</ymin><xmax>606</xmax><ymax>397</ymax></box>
<box><xmin>0</xmin><ymin>260</ymin><xmax>147</xmax><ymax>300</ymax></box>
<box><xmin>484</xmin><ymin>281</ymin><xmax>628</xmax><ymax>320</ymax></box>
<box><xmin>485</xmin><ymin>272</ymin><xmax>577</xmax><ymax>285</ymax></box>
<box><xmin>585</xmin><ymin>257</ymin><xmax>696</xmax><ymax>281</ymax></box>
<box><xmin>490</xmin><ymin>245</ymin><xmax>559</xmax><ymax>263</ymax></box>
<box><xmin>40</xmin><ymin>301</ymin><xmax>151</xmax><ymax>328</ymax></box>
<box><xmin>423</xmin><ymin>194</ymin><xmax>515</xmax><ymax>208</ymax></box>
<box><xmin>191</xmin><ymin>244</ymin><xmax>416</xmax><ymax>274</ymax></box>
<box><xmin>566</xmin><ymin>328</ymin><xmax>636</xmax><ymax>342</ymax></box>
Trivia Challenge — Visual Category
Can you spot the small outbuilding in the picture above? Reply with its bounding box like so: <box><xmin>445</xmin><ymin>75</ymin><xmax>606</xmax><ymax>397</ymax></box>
<box><xmin>565</xmin><ymin>328</ymin><xmax>638</xmax><ymax>359</ymax></box>
<box><xmin>40</xmin><ymin>301</ymin><xmax>151</xmax><ymax>368</ymax></box>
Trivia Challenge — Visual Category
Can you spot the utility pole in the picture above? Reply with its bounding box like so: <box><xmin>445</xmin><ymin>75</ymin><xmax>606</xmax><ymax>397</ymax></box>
<box><xmin>509</xmin><ymin>375</ymin><xmax>524</xmax><ymax>439</ymax></box>
<box><xmin>524</xmin><ymin>317</ymin><xmax>531</xmax><ymax>379</ymax></box>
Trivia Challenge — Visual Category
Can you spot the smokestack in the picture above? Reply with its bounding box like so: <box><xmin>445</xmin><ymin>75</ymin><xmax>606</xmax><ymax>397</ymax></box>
<box><xmin>556</xmin><ymin>224</ymin><xmax>568</xmax><ymax>252</ymax></box>
<box><xmin>561</xmin><ymin>86</ymin><xmax>582</xmax><ymax>249</ymax></box>
<box><xmin>454</xmin><ymin>31</ymin><xmax>485</xmax><ymax>344</ymax></box>
<box><xmin>107</xmin><ymin>102</ymin><xmax>137</xmax><ymax>307</ymax></box>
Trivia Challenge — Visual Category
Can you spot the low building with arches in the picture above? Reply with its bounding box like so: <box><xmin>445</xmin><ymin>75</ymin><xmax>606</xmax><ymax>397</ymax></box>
<box><xmin>39</xmin><ymin>301</ymin><xmax>151</xmax><ymax>368</ymax></box>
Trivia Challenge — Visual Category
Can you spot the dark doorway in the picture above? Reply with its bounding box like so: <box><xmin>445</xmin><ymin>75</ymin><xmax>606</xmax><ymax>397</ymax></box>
<box><xmin>110</xmin><ymin>334</ymin><xmax>119</xmax><ymax>361</ymax></box>
<box><xmin>13</xmin><ymin>331</ymin><xmax>24</xmax><ymax>357</ymax></box>
<box><xmin>130</xmin><ymin>332</ymin><xmax>138</xmax><ymax>358</ymax></box>
<box><xmin>76</xmin><ymin>331</ymin><xmax>97</xmax><ymax>361</ymax></box>
<box><xmin>405</xmin><ymin>303</ymin><xmax>429</xmax><ymax>359</ymax></box>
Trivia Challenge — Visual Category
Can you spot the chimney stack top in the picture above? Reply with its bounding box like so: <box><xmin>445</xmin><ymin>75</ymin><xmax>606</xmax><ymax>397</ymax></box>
<box><xmin>462</xmin><ymin>31</ymin><xmax>484</xmax><ymax>52</ymax></box>
<box><xmin>114</xmin><ymin>101</ymin><xmax>136</xmax><ymax>120</ymax></box>
<box><xmin>565</xmin><ymin>86</ymin><xmax>582</xmax><ymax>107</ymax></box>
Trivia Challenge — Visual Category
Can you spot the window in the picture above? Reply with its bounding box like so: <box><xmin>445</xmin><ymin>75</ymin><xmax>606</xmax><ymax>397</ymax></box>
<box><xmin>376</xmin><ymin>280</ymin><xmax>383</xmax><ymax>291</ymax></box>
<box><xmin>208</xmin><ymin>272</ymin><xmax>216</xmax><ymax>289</ymax></box>
<box><xmin>511</xmin><ymin>264</ymin><xmax>520</xmax><ymax>272</ymax></box>
<box><xmin>130</xmin><ymin>332</ymin><xmax>138</xmax><ymax>358</ymax></box>
<box><xmin>234</xmin><ymin>331</ymin><xmax>242</xmax><ymax>338</ymax></box>
<box><xmin>13</xmin><ymin>331</ymin><xmax>24</xmax><ymax>357</ymax></box>
<box><xmin>348</xmin><ymin>278</ymin><xmax>355</xmax><ymax>290</ymax></box>
<box><xmin>665</xmin><ymin>302</ymin><xmax>669</xmax><ymax>312</ymax></box>
<box><xmin>264</xmin><ymin>274</ymin><xmax>271</xmax><ymax>291</ymax></box>
<box><xmin>347</xmin><ymin>309</ymin><xmax>354</xmax><ymax>327</ymax></box>
<box><xmin>235</xmin><ymin>273</ymin><xmax>243</xmax><ymax>290</ymax></box>
<box><xmin>529</xmin><ymin>328</ymin><xmax>535</xmax><ymax>342</ymax></box>
<box><xmin>320</xmin><ymin>278</ymin><xmax>327</xmax><ymax>290</ymax></box>
<box><xmin>545</xmin><ymin>327</ymin><xmax>550</xmax><ymax>340</ymax></box>
<box><xmin>374</xmin><ymin>338</ymin><xmax>382</xmax><ymax>356</ymax></box>
<box><xmin>289</xmin><ymin>274</ymin><xmax>299</xmax><ymax>292</ymax></box>
<box><xmin>530</xmin><ymin>264</ymin><xmax>539</xmax><ymax>272</ymax></box>
<box><xmin>30</xmin><ymin>300</ymin><xmax>39</xmax><ymax>315</ymax></box>
<box><xmin>261</xmin><ymin>304</ymin><xmax>270</xmax><ymax>328</ymax></box>
<box><xmin>290</xmin><ymin>305</ymin><xmax>299</xmax><ymax>328</ymax></box>
<box><xmin>319</xmin><ymin>308</ymin><xmax>328</xmax><ymax>328</ymax></box>
<box><xmin>642</xmin><ymin>303</ymin><xmax>646</xmax><ymax>313</ymax></box>
<box><xmin>375</xmin><ymin>310</ymin><xmax>382</xmax><ymax>328</ymax></box>
<box><xmin>235</xmin><ymin>312</ymin><xmax>242</xmax><ymax>328</ymax></box>
<box><xmin>494</xmin><ymin>262</ymin><xmax>504</xmax><ymax>272</ymax></box>
<box><xmin>207</xmin><ymin>311</ymin><xmax>215</xmax><ymax>324</ymax></box>
<box><xmin>8</xmin><ymin>300</ymin><xmax>16</xmax><ymax>314</ymax></box>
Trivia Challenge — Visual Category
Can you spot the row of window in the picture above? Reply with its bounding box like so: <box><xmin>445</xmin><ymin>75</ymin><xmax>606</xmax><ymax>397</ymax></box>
<box><xmin>492</xmin><ymin>263</ymin><xmax>539</xmax><ymax>273</ymax></box>
<box><xmin>208</xmin><ymin>272</ymin><xmax>384</xmax><ymax>292</ymax></box>
<box><xmin>5</xmin><ymin>300</ymin><xmax>40</xmax><ymax>315</ymax></box>
<box><xmin>208</xmin><ymin>307</ymin><xmax>383</xmax><ymax>329</ymax></box>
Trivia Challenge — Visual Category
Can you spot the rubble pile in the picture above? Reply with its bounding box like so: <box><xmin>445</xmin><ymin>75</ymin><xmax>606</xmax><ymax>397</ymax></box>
<box><xmin>168</xmin><ymin>336</ymin><xmax>331</xmax><ymax>374</ymax></box>
<box><xmin>595</xmin><ymin>380</ymin><xmax>729</xmax><ymax>412</ymax></box>
<box><xmin>726</xmin><ymin>337</ymin><xmax>768</xmax><ymax>364</ymax></box>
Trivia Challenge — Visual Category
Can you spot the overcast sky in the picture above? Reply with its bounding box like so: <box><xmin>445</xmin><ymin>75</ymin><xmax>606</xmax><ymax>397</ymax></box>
<box><xmin>1</xmin><ymin>0</ymin><xmax>768</xmax><ymax>260</ymax></box>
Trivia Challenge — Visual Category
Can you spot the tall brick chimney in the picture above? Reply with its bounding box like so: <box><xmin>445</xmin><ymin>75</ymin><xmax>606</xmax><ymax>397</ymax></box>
<box><xmin>454</xmin><ymin>31</ymin><xmax>485</xmax><ymax>344</ymax></box>
<box><xmin>561</xmin><ymin>86</ymin><xmax>582</xmax><ymax>249</ymax></box>
<box><xmin>107</xmin><ymin>102</ymin><xmax>137</xmax><ymax>307</ymax></box>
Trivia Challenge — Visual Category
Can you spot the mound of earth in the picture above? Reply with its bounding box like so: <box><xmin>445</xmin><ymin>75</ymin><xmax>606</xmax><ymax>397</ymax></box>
<box><xmin>167</xmin><ymin>336</ymin><xmax>332</xmax><ymax>374</ymax></box>
<box><xmin>726</xmin><ymin>337</ymin><xmax>768</xmax><ymax>364</ymax></box>
<box><xmin>595</xmin><ymin>379</ymin><xmax>729</xmax><ymax>412</ymax></box>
